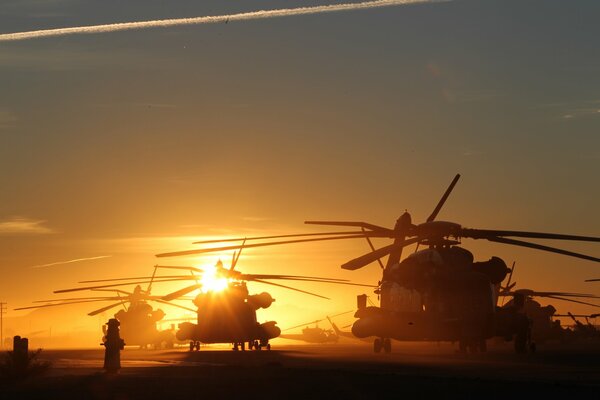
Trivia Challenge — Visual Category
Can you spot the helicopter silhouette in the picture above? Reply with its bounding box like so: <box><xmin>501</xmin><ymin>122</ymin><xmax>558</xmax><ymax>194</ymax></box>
<box><xmin>495</xmin><ymin>263</ymin><xmax>600</xmax><ymax>345</ymax></box>
<box><xmin>157</xmin><ymin>174</ymin><xmax>600</xmax><ymax>354</ymax></box>
<box><xmin>279</xmin><ymin>311</ymin><xmax>353</xmax><ymax>344</ymax></box>
<box><xmin>553</xmin><ymin>312</ymin><xmax>600</xmax><ymax>340</ymax></box>
<box><xmin>149</xmin><ymin>251</ymin><xmax>375</xmax><ymax>351</ymax></box>
<box><xmin>15</xmin><ymin>266</ymin><xmax>197</xmax><ymax>349</ymax></box>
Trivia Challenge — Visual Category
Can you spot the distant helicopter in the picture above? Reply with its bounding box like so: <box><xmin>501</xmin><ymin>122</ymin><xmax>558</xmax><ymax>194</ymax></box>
<box><xmin>150</xmin><ymin>251</ymin><xmax>375</xmax><ymax>351</ymax></box>
<box><xmin>158</xmin><ymin>174</ymin><xmax>600</xmax><ymax>354</ymax></box>
<box><xmin>279</xmin><ymin>311</ymin><xmax>353</xmax><ymax>344</ymax></box>
<box><xmin>496</xmin><ymin>264</ymin><xmax>600</xmax><ymax>345</ymax></box>
<box><xmin>15</xmin><ymin>266</ymin><xmax>197</xmax><ymax>349</ymax></box>
<box><xmin>555</xmin><ymin>312</ymin><xmax>600</xmax><ymax>340</ymax></box>
<box><xmin>498</xmin><ymin>289</ymin><xmax>600</xmax><ymax>346</ymax></box>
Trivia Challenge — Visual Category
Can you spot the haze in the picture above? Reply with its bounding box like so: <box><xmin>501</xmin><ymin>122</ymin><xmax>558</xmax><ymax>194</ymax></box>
<box><xmin>0</xmin><ymin>0</ymin><xmax>599</xmax><ymax>347</ymax></box>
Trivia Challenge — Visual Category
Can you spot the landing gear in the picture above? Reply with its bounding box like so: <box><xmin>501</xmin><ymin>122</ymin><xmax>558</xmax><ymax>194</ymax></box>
<box><xmin>383</xmin><ymin>338</ymin><xmax>392</xmax><ymax>353</ymax></box>
<box><xmin>189</xmin><ymin>341</ymin><xmax>200</xmax><ymax>351</ymax></box>
<box><xmin>374</xmin><ymin>338</ymin><xmax>390</xmax><ymax>353</ymax></box>
<box><xmin>232</xmin><ymin>342</ymin><xmax>246</xmax><ymax>351</ymax></box>
<box><xmin>374</xmin><ymin>338</ymin><xmax>382</xmax><ymax>353</ymax></box>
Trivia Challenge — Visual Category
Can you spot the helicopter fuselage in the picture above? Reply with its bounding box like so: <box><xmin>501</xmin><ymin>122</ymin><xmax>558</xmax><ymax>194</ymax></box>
<box><xmin>351</xmin><ymin>247</ymin><xmax>520</xmax><ymax>346</ymax></box>
<box><xmin>176</xmin><ymin>284</ymin><xmax>280</xmax><ymax>346</ymax></box>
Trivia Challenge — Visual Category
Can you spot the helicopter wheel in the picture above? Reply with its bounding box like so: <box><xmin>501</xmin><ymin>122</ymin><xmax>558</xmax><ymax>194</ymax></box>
<box><xmin>195</xmin><ymin>342</ymin><xmax>200</xmax><ymax>351</ymax></box>
<box><xmin>383</xmin><ymin>338</ymin><xmax>391</xmax><ymax>354</ymax></box>
<box><xmin>266</xmin><ymin>343</ymin><xmax>271</xmax><ymax>351</ymax></box>
<box><xmin>241</xmin><ymin>342</ymin><xmax>246</xmax><ymax>351</ymax></box>
<box><xmin>529</xmin><ymin>342</ymin><xmax>537</xmax><ymax>353</ymax></box>
<box><xmin>374</xmin><ymin>338</ymin><xmax>382</xmax><ymax>353</ymax></box>
<box><xmin>189</xmin><ymin>341</ymin><xmax>194</xmax><ymax>352</ymax></box>
<box><xmin>254</xmin><ymin>340</ymin><xmax>260</xmax><ymax>351</ymax></box>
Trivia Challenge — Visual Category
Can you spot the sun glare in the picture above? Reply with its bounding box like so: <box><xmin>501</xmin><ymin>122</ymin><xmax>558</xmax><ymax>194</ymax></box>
<box><xmin>200</xmin><ymin>264</ymin><xmax>229</xmax><ymax>293</ymax></box>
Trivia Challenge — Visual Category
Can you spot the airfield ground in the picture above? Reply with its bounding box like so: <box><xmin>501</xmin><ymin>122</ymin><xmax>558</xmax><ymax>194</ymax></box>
<box><xmin>1</xmin><ymin>341</ymin><xmax>599</xmax><ymax>399</ymax></box>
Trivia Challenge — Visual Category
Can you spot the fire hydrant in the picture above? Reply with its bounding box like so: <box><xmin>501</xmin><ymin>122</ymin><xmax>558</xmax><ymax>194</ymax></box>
<box><xmin>102</xmin><ymin>318</ymin><xmax>125</xmax><ymax>373</ymax></box>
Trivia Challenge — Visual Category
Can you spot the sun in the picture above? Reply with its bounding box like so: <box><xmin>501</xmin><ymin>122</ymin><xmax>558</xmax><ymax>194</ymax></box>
<box><xmin>199</xmin><ymin>263</ymin><xmax>229</xmax><ymax>293</ymax></box>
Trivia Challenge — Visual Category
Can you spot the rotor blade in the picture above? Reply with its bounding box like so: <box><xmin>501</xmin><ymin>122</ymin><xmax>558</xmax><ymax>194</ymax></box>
<box><xmin>554</xmin><ymin>314</ymin><xmax>600</xmax><ymax>318</ymax></box>
<box><xmin>462</xmin><ymin>228</ymin><xmax>600</xmax><ymax>242</ymax></box>
<box><xmin>33</xmin><ymin>297</ymin><xmax>120</xmax><ymax>303</ymax></box>
<box><xmin>88</xmin><ymin>301</ymin><xmax>128</xmax><ymax>316</ymax></box>
<box><xmin>161</xmin><ymin>284</ymin><xmax>202</xmax><ymax>301</ymax></box>
<box><xmin>363</xmin><ymin>227</ymin><xmax>384</xmax><ymax>269</ymax></box>
<box><xmin>154</xmin><ymin>266</ymin><xmax>204</xmax><ymax>273</ymax></box>
<box><xmin>427</xmin><ymin>173</ymin><xmax>461</xmax><ymax>222</ymax></box>
<box><xmin>545</xmin><ymin>295</ymin><xmax>600</xmax><ymax>308</ymax></box>
<box><xmin>156</xmin><ymin>233</ymin><xmax>378</xmax><ymax>258</ymax></box>
<box><xmin>304</xmin><ymin>221</ymin><xmax>392</xmax><ymax>233</ymax></box>
<box><xmin>505</xmin><ymin>261</ymin><xmax>515</xmax><ymax>290</ymax></box>
<box><xmin>283</xmin><ymin>319</ymin><xmax>325</xmax><ymax>332</ymax></box>
<box><xmin>485</xmin><ymin>236</ymin><xmax>600</xmax><ymax>263</ymax></box>
<box><xmin>328</xmin><ymin>310</ymin><xmax>355</xmax><ymax>319</ymax></box>
<box><xmin>151</xmin><ymin>299</ymin><xmax>197</xmax><ymax>313</ymax></box>
<box><xmin>250</xmin><ymin>279</ymin><xmax>330</xmax><ymax>300</ymax></box>
<box><xmin>15</xmin><ymin>298</ymin><xmax>125</xmax><ymax>311</ymax></box>
<box><xmin>193</xmin><ymin>231</ymin><xmax>371</xmax><ymax>244</ymax></box>
<box><xmin>79</xmin><ymin>274</ymin><xmax>194</xmax><ymax>283</ymax></box>
<box><xmin>91</xmin><ymin>288</ymin><xmax>132</xmax><ymax>295</ymax></box>
<box><xmin>585</xmin><ymin>279</ymin><xmax>600</xmax><ymax>282</ymax></box>
<box><xmin>232</xmin><ymin>239</ymin><xmax>245</xmax><ymax>271</ymax></box>
<box><xmin>528</xmin><ymin>291</ymin><xmax>599</xmax><ymax>298</ymax></box>
<box><xmin>244</xmin><ymin>276</ymin><xmax>376</xmax><ymax>288</ymax></box>
<box><xmin>54</xmin><ymin>277</ymin><xmax>198</xmax><ymax>293</ymax></box>
<box><xmin>341</xmin><ymin>244</ymin><xmax>395</xmax><ymax>271</ymax></box>
<box><xmin>239</xmin><ymin>274</ymin><xmax>349</xmax><ymax>282</ymax></box>
<box><xmin>341</xmin><ymin>238</ymin><xmax>421</xmax><ymax>270</ymax></box>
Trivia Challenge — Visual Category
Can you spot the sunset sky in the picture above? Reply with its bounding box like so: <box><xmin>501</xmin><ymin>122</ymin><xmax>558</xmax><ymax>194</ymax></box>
<box><xmin>0</xmin><ymin>0</ymin><xmax>599</xmax><ymax>346</ymax></box>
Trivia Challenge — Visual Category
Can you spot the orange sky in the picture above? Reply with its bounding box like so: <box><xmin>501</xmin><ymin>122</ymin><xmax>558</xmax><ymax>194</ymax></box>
<box><xmin>1</xmin><ymin>0</ymin><xmax>599</xmax><ymax>347</ymax></box>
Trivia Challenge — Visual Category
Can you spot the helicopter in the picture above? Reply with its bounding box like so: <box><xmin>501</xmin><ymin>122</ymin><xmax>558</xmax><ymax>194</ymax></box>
<box><xmin>15</xmin><ymin>266</ymin><xmax>197</xmax><ymax>349</ymax></box>
<box><xmin>279</xmin><ymin>311</ymin><xmax>353</xmax><ymax>344</ymax></box>
<box><xmin>495</xmin><ymin>263</ymin><xmax>600</xmax><ymax>345</ymax></box>
<box><xmin>555</xmin><ymin>312</ymin><xmax>600</xmax><ymax>340</ymax></box>
<box><xmin>156</xmin><ymin>174</ymin><xmax>600</xmax><ymax>354</ymax></box>
<box><xmin>150</xmin><ymin>251</ymin><xmax>375</xmax><ymax>351</ymax></box>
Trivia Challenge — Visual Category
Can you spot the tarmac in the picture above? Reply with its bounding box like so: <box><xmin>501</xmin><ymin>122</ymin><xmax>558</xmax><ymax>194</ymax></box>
<box><xmin>1</xmin><ymin>340</ymin><xmax>599</xmax><ymax>399</ymax></box>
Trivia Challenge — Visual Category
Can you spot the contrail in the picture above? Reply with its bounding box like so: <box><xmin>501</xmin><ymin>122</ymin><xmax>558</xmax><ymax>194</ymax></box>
<box><xmin>0</xmin><ymin>0</ymin><xmax>444</xmax><ymax>42</ymax></box>
<box><xmin>30</xmin><ymin>255</ymin><xmax>112</xmax><ymax>269</ymax></box>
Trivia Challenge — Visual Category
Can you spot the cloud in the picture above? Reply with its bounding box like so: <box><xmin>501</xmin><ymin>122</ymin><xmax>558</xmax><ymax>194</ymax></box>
<box><xmin>0</xmin><ymin>217</ymin><xmax>55</xmax><ymax>235</ymax></box>
<box><xmin>30</xmin><ymin>255</ymin><xmax>112</xmax><ymax>269</ymax></box>
<box><xmin>561</xmin><ymin>107</ymin><xmax>600</xmax><ymax>120</ymax></box>
<box><xmin>0</xmin><ymin>0</ymin><xmax>444</xmax><ymax>42</ymax></box>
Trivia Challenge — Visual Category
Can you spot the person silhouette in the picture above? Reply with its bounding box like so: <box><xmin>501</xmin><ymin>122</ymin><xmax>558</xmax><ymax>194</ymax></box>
<box><xmin>102</xmin><ymin>318</ymin><xmax>125</xmax><ymax>373</ymax></box>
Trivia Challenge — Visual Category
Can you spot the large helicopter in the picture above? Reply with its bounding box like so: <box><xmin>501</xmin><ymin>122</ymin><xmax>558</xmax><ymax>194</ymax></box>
<box><xmin>150</xmin><ymin>251</ymin><xmax>375</xmax><ymax>351</ymax></box>
<box><xmin>279</xmin><ymin>311</ymin><xmax>353</xmax><ymax>344</ymax></box>
<box><xmin>157</xmin><ymin>174</ymin><xmax>600</xmax><ymax>354</ymax></box>
<box><xmin>15</xmin><ymin>266</ymin><xmax>197</xmax><ymax>349</ymax></box>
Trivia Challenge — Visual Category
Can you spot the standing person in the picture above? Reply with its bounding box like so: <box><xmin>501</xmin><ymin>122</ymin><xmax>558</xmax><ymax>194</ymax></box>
<box><xmin>102</xmin><ymin>318</ymin><xmax>125</xmax><ymax>373</ymax></box>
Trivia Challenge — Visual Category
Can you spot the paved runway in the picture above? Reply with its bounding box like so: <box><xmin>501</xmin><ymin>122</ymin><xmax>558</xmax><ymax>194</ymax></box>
<box><xmin>2</xmin><ymin>340</ymin><xmax>599</xmax><ymax>398</ymax></box>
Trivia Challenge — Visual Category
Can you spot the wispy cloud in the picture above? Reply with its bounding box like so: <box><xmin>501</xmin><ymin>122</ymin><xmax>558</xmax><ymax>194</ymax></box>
<box><xmin>0</xmin><ymin>217</ymin><xmax>54</xmax><ymax>235</ymax></box>
<box><xmin>561</xmin><ymin>107</ymin><xmax>600</xmax><ymax>120</ymax></box>
<box><xmin>533</xmin><ymin>99</ymin><xmax>600</xmax><ymax>120</ymax></box>
<box><xmin>30</xmin><ymin>255</ymin><xmax>112</xmax><ymax>269</ymax></box>
<box><xmin>0</xmin><ymin>0</ymin><xmax>444</xmax><ymax>42</ymax></box>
